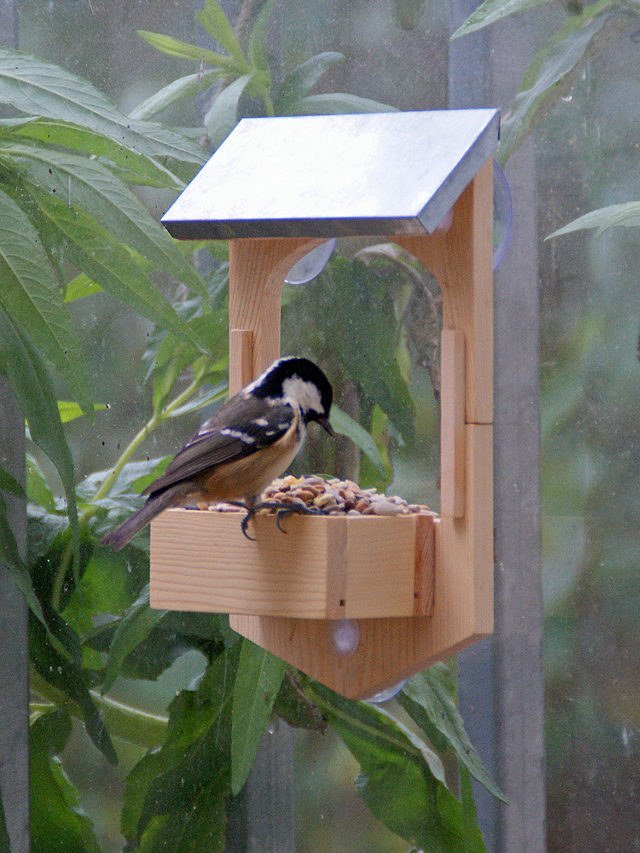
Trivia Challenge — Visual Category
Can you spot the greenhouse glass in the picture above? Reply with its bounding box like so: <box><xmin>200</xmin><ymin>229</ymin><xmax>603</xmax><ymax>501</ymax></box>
<box><xmin>1</xmin><ymin>0</ymin><xmax>638</xmax><ymax>851</ymax></box>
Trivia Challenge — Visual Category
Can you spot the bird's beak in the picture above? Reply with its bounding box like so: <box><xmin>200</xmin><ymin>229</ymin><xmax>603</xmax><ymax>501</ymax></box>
<box><xmin>319</xmin><ymin>415</ymin><xmax>335</xmax><ymax>437</ymax></box>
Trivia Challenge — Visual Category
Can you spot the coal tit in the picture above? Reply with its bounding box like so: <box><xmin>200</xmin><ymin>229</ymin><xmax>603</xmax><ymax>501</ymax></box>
<box><xmin>100</xmin><ymin>356</ymin><xmax>334</xmax><ymax>550</ymax></box>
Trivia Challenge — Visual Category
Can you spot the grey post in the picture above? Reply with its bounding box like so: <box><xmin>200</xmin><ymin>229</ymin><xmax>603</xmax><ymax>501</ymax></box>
<box><xmin>1</xmin><ymin>4</ymin><xmax>31</xmax><ymax>851</ymax></box>
<box><xmin>451</xmin><ymin>2</ymin><xmax>546</xmax><ymax>851</ymax></box>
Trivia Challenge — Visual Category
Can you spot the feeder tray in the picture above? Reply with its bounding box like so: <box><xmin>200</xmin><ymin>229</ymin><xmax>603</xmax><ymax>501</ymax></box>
<box><xmin>152</xmin><ymin>109</ymin><xmax>498</xmax><ymax>699</ymax></box>
<box><xmin>151</xmin><ymin>510</ymin><xmax>436</xmax><ymax>619</ymax></box>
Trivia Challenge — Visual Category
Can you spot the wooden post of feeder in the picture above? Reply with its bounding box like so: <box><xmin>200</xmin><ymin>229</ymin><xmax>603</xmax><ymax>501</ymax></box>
<box><xmin>228</xmin><ymin>159</ymin><xmax>493</xmax><ymax>699</ymax></box>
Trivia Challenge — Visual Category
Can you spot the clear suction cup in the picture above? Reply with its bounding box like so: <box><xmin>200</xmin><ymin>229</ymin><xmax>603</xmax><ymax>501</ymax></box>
<box><xmin>285</xmin><ymin>238</ymin><xmax>336</xmax><ymax>285</ymax></box>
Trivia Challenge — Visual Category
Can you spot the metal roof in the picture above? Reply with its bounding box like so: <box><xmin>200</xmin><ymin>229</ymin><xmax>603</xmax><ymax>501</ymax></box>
<box><xmin>162</xmin><ymin>109</ymin><xmax>499</xmax><ymax>239</ymax></box>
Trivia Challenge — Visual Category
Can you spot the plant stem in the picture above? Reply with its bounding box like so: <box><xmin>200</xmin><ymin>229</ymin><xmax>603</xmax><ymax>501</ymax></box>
<box><xmin>51</xmin><ymin>377</ymin><xmax>203</xmax><ymax>611</ymax></box>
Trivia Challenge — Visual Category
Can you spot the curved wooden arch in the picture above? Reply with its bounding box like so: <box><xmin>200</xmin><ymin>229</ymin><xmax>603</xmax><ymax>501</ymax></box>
<box><xmin>225</xmin><ymin>160</ymin><xmax>494</xmax><ymax>699</ymax></box>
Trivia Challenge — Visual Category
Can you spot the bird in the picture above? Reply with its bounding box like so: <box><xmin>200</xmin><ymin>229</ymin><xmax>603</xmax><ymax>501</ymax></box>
<box><xmin>99</xmin><ymin>356</ymin><xmax>334</xmax><ymax>550</ymax></box>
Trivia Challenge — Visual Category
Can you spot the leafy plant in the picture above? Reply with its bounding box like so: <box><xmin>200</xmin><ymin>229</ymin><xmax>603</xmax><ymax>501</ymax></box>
<box><xmin>454</xmin><ymin>0</ymin><xmax>640</xmax><ymax>167</ymax></box>
<box><xmin>133</xmin><ymin>0</ymin><xmax>395</xmax><ymax>149</ymax></box>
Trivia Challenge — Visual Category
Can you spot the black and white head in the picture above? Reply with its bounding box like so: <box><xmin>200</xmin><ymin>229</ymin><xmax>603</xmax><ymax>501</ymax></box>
<box><xmin>247</xmin><ymin>356</ymin><xmax>334</xmax><ymax>435</ymax></box>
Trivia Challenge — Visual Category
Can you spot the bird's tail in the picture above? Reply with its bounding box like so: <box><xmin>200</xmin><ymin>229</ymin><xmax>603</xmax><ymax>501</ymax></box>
<box><xmin>99</xmin><ymin>490</ymin><xmax>177</xmax><ymax>552</ymax></box>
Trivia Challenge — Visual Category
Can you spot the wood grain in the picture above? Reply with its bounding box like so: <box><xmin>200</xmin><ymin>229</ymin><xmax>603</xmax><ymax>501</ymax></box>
<box><xmin>229</xmin><ymin>329</ymin><xmax>254</xmax><ymax>395</ymax></box>
<box><xmin>440</xmin><ymin>329</ymin><xmax>466</xmax><ymax>518</ymax></box>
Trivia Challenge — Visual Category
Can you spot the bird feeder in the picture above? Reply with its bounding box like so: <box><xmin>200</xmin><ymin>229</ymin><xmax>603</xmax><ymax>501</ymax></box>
<box><xmin>151</xmin><ymin>109</ymin><xmax>499</xmax><ymax>699</ymax></box>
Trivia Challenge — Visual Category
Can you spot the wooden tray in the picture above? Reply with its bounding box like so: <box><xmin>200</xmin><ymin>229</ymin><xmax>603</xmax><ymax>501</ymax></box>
<box><xmin>150</xmin><ymin>509</ymin><xmax>436</xmax><ymax>619</ymax></box>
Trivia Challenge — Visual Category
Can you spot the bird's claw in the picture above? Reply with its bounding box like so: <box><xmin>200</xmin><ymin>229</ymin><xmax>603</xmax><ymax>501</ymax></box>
<box><xmin>240</xmin><ymin>511</ymin><xmax>256</xmax><ymax>541</ymax></box>
<box><xmin>239</xmin><ymin>499</ymin><xmax>327</xmax><ymax>538</ymax></box>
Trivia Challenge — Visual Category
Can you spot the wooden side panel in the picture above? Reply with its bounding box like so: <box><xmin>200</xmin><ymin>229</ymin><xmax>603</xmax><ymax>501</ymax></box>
<box><xmin>414</xmin><ymin>513</ymin><xmax>437</xmax><ymax>616</ymax></box>
<box><xmin>229</xmin><ymin>238</ymin><xmax>323</xmax><ymax>379</ymax></box>
<box><xmin>440</xmin><ymin>329</ymin><xmax>466</xmax><ymax>518</ymax></box>
<box><xmin>395</xmin><ymin>158</ymin><xmax>493</xmax><ymax>425</ymax></box>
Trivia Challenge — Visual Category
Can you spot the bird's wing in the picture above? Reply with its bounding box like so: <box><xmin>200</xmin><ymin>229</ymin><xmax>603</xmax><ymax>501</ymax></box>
<box><xmin>143</xmin><ymin>397</ymin><xmax>297</xmax><ymax>496</ymax></box>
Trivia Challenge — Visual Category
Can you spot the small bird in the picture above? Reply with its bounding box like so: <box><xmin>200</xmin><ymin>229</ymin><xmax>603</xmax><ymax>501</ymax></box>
<box><xmin>100</xmin><ymin>356</ymin><xmax>334</xmax><ymax>550</ymax></box>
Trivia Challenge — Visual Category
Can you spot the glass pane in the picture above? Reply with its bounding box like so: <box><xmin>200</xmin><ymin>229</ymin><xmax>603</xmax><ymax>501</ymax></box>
<box><xmin>13</xmin><ymin>0</ymin><xmax>639</xmax><ymax>849</ymax></box>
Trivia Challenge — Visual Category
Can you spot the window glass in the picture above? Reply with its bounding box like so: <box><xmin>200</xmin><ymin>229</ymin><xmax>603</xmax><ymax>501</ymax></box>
<box><xmin>9</xmin><ymin>0</ymin><xmax>639</xmax><ymax>850</ymax></box>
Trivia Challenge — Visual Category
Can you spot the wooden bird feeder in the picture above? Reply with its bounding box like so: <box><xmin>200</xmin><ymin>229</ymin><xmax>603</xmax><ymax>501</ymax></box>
<box><xmin>152</xmin><ymin>109</ymin><xmax>499</xmax><ymax>699</ymax></box>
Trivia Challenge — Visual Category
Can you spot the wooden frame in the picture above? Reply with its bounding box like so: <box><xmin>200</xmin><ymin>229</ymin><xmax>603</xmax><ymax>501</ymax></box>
<box><xmin>150</xmin><ymin>158</ymin><xmax>494</xmax><ymax>699</ymax></box>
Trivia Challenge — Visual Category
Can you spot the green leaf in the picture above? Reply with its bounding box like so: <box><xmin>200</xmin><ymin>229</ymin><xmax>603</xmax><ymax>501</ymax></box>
<box><xmin>0</xmin><ymin>47</ymin><xmax>204</xmax><ymax>164</ymax></box>
<box><xmin>231</xmin><ymin>641</ymin><xmax>285</xmax><ymax>795</ymax></box>
<box><xmin>137</xmin><ymin>30</ymin><xmax>248</xmax><ymax>74</ymax></box>
<box><xmin>288</xmin><ymin>92</ymin><xmax>398</xmax><ymax>115</ymax></box>
<box><xmin>451</xmin><ymin>0</ymin><xmax>554</xmax><ymax>40</ymax></box>
<box><xmin>398</xmin><ymin>665</ymin><xmax>507</xmax><ymax>802</ymax></box>
<box><xmin>7</xmin><ymin>142</ymin><xmax>207</xmax><ymax>296</ymax></box>
<box><xmin>330</xmin><ymin>405</ymin><xmax>386</xmax><ymax>474</ymax></box>
<box><xmin>247</xmin><ymin>0</ymin><xmax>278</xmax><ymax>71</ymax></box>
<box><xmin>30</xmin><ymin>614</ymin><xmax>117</xmax><ymax>765</ymax></box>
<box><xmin>0</xmin><ymin>785</ymin><xmax>10</xmax><ymax>853</ymax></box>
<box><xmin>77</xmin><ymin>458</ymin><xmax>170</xmax><ymax>504</ymax></box>
<box><xmin>166</xmin><ymin>381</ymin><xmax>228</xmax><ymax>419</ymax></box>
<box><xmin>0</xmin><ymin>307</ymin><xmax>79</xmax><ymax>571</ymax></box>
<box><xmin>548</xmin><ymin>201</ymin><xmax>640</xmax><ymax>239</ymax></box>
<box><xmin>7</xmin><ymin>117</ymin><xmax>182</xmax><ymax>189</ymax></box>
<box><xmin>498</xmin><ymin>1</ymin><xmax>615</xmax><ymax>164</ymax></box>
<box><xmin>0</xmin><ymin>486</ymin><xmax>52</xmax><ymax>635</ymax></box>
<box><xmin>332</xmin><ymin>258</ymin><xmax>416</xmax><ymax>443</ymax></box>
<box><xmin>24</xmin><ymin>187</ymin><xmax>208</xmax><ymax>353</ymax></box>
<box><xmin>274</xmin><ymin>52</ymin><xmax>345</xmax><ymax>113</ymax></box>
<box><xmin>64</xmin><ymin>274</ymin><xmax>103</xmax><ymax>302</ymax></box>
<box><xmin>129</xmin><ymin>69</ymin><xmax>224</xmax><ymax>121</ymax></box>
<box><xmin>30</xmin><ymin>709</ymin><xmax>101</xmax><ymax>853</ymax></box>
<box><xmin>0</xmin><ymin>188</ymin><xmax>93</xmax><ymax>416</ymax></box>
<box><xmin>26</xmin><ymin>453</ymin><xmax>57</xmax><ymax>513</ymax></box>
<box><xmin>137</xmin><ymin>782</ymin><xmax>227</xmax><ymax>853</ymax></box>
<box><xmin>308</xmin><ymin>682</ymin><xmax>486</xmax><ymax>851</ymax></box>
<box><xmin>152</xmin><ymin>313</ymin><xmax>227</xmax><ymax>415</ymax></box>
<box><xmin>204</xmin><ymin>74</ymin><xmax>255</xmax><ymax>149</ymax></box>
<box><xmin>102</xmin><ymin>585</ymin><xmax>167</xmax><ymax>694</ymax></box>
<box><xmin>0</xmin><ymin>463</ymin><xmax>25</xmax><ymax>498</ymax></box>
<box><xmin>196</xmin><ymin>0</ymin><xmax>245</xmax><ymax>63</ymax></box>
<box><xmin>460</xmin><ymin>766</ymin><xmax>488</xmax><ymax>852</ymax></box>
<box><xmin>122</xmin><ymin>643</ymin><xmax>240</xmax><ymax>844</ymax></box>
<box><xmin>57</xmin><ymin>401</ymin><xmax>106</xmax><ymax>424</ymax></box>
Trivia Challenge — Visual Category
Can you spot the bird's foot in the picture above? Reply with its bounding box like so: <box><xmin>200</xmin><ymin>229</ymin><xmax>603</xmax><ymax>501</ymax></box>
<box><xmin>239</xmin><ymin>499</ymin><xmax>328</xmax><ymax>539</ymax></box>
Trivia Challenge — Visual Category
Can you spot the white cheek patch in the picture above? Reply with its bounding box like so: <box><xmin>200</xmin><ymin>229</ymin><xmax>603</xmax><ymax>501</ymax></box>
<box><xmin>282</xmin><ymin>376</ymin><xmax>323</xmax><ymax>416</ymax></box>
<box><xmin>220</xmin><ymin>428</ymin><xmax>256</xmax><ymax>444</ymax></box>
